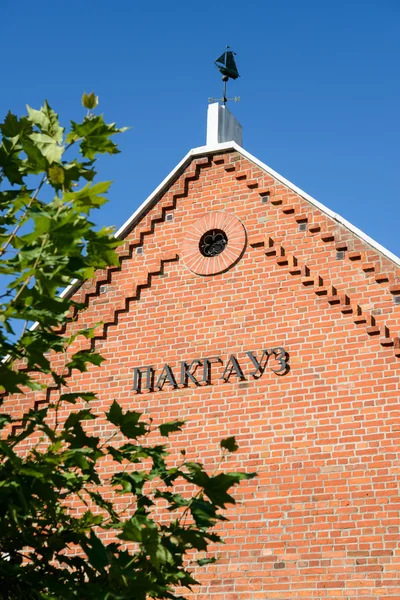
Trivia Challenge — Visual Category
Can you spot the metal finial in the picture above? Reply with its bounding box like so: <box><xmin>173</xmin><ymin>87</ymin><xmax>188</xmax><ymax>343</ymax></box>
<box><xmin>210</xmin><ymin>46</ymin><xmax>240</xmax><ymax>106</ymax></box>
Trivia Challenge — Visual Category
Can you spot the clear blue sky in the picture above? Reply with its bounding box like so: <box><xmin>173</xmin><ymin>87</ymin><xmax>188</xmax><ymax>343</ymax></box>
<box><xmin>1</xmin><ymin>1</ymin><xmax>399</xmax><ymax>254</ymax></box>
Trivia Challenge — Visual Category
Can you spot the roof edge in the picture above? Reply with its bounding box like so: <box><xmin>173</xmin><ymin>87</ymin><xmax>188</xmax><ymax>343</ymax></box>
<box><xmin>227</xmin><ymin>142</ymin><xmax>400</xmax><ymax>267</ymax></box>
<box><xmin>61</xmin><ymin>141</ymin><xmax>400</xmax><ymax>302</ymax></box>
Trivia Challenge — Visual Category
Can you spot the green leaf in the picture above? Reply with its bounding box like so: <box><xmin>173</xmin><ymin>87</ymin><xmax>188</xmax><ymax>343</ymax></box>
<box><xmin>21</xmin><ymin>138</ymin><xmax>48</xmax><ymax>172</ymax></box>
<box><xmin>64</xmin><ymin>180</ymin><xmax>112</xmax><ymax>214</ymax></box>
<box><xmin>0</xmin><ymin>139</ymin><xmax>25</xmax><ymax>184</ymax></box>
<box><xmin>106</xmin><ymin>401</ymin><xmax>146</xmax><ymax>439</ymax></box>
<box><xmin>112</xmin><ymin>471</ymin><xmax>149</xmax><ymax>496</ymax></box>
<box><xmin>61</xmin><ymin>160</ymin><xmax>96</xmax><ymax>191</ymax></box>
<box><xmin>83</xmin><ymin>530</ymin><xmax>109</xmax><ymax>570</ymax></box>
<box><xmin>82</xmin><ymin>92</ymin><xmax>99</xmax><ymax>110</ymax></box>
<box><xmin>176</xmin><ymin>528</ymin><xmax>218</xmax><ymax>551</ymax></box>
<box><xmin>0</xmin><ymin>414</ymin><xmax>12</xmax><ymax>430</ymax></box>
<box><xmin>28</xmin><ymin>132</ymin><xmax>63</xmax><ymax>164</ymax></box>
<box><xmin>64</xmin><ymin>421</ymin><xmax>100</xmax><ymax>451</ymax></box>
<box><xmin>64</xmin><ymin>409</ymin><xmax>96</xmax><ymax>429</ymax></box>
<box><xmin>86</xmin><ymin>227</ymin><xmax>120</xmax><ymax>267</ymax></box>
<box><xmin>26</xmin><ymin>104</ymin><xmax>50</xmax><ymax>131</ymax></box>
<box><xmin>154</xmin><ymin>489</ymin><xmax>189</xmax><ymax>509</ymax></box>
<box><xmin>0</xmin><ymin>112</ymin><xmax>19</xmax><ymax>137</ymax></box>
<box><xmin>0</xmin><ymin>189</ymin><xmax>25</xmax><ymax>206</ymax></box>
<box><xmin>87</xmin><ymin>491</ymin><xmax>119</xmax><ymax>521</ymax></box>
<box><xmin>27</xmin><ymin>101</ymin><xmax>63</xmax><ymax>143</ymax></box>
<box><xmin>159</xmin><ymin>420</ymin><xmax>185</xmax><ymax>437</ymax></box>
<box><xmin>153</xmin><ymin>543</ymin><xmax>174</xmax><ymax>568</ymax></box>
<box><xmin>204</xmin><ymin>472</ymin><xmax>256</xmax><ymax>508</ymax></box>
<box><xmin>42</xmin><ymin>100</ymin><xmax>64</xmax><ymax>142</ymax></box>
<box><xmin>59</xmin><ymin>392</ymin><xmax>97</xmax><ymax>404</ymax></box>
<box><xmin>48</xmin><ymin>165</ymin><xmax>65</xmax><ymax>185</ymax></box>
<box><xmin>220</xmin><ymin>436</ymin><xmax>239</xmax><ymax>453</ymax></box>
<box><xmin>0</xmin><ymin>112</ymin><xmax>32</xmax><ymax>138</ymax></box>
<box><xmin>197</xmin><ymin>557</ymin><xmax>217</xmax><ymax>566</ymax></box>
<box><xmin>69</xmin><ymin>115</ymin><xmax>126</xmax><ymax>160</ymax></box>
<box><xmin>66</xmin><ymin>350</ymin><xmax>105</xmax><ymax>372</ymax></box>
<box><xmin>189</xmin><ymin>497</ymin><xmax>221</xmax><ymax>528</ymax></box>
<box><xmin>0</xmin><ymin>365</ymin><xmax>34</xmax><ymax>394</ymax></box>
<box><xmin>106</xmin><ymin>400</ymin><xmax>123</xmax><ymax>426</ymax></box>
<box><xmin>119</xmin><ymin>517</ymin><xmax>142</xmax><ymax>542</ymax></box>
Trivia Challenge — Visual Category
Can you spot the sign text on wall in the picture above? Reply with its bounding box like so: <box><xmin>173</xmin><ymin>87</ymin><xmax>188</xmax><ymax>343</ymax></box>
<box><xmin>133</xmin><ymin>347</ymin><xmax>288</xmax><ymax>393</ymax></box>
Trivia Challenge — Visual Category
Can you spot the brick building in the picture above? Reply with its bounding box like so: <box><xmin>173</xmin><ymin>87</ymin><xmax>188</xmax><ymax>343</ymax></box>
<box><xmin>11</xmin><ymin>104</ymin><xmax>400</xmax><ymax>597</ymax></box>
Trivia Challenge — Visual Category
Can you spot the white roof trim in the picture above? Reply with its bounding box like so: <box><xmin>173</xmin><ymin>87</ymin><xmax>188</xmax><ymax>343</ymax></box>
<box><xmin>115</xmin><ymin>140</ymin><xmax>400</xmax><ymax>267</ymax></box>
<box><xmin>232</xmin><ymin>143</ymin><xmax>400</xmax><ymax>267</ymax></box>
<box><xmin>62</xmin><ymin>140</ymin><xmax>400</xmax><ymax>304</ymax></box>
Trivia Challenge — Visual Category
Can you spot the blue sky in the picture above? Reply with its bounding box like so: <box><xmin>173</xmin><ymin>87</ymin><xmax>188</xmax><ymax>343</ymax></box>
<box><xmin>1</xmin><ymin>0</ymin><xmax>399</xmax><ymax>254</ymax></box>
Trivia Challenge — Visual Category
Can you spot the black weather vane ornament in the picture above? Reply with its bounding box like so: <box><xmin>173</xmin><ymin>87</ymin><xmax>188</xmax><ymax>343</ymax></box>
<box><xmin>209</xmin><ymin>46</ymin><xmax>240</xmax><ymax>106</ymax></box>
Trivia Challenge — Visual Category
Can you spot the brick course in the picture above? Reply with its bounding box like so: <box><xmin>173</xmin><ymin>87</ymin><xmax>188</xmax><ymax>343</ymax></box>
<box><xmin>7</xmin><ymin>149</ymin><xmax>400</xmax><ymax>598</ymax></box>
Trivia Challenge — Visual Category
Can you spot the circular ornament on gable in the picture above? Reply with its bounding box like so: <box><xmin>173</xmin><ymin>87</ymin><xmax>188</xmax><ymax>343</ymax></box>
<box><xmin>182</xmin><ymin>212</ymin><xmax>246</xmax><ymax>276</ymax></box>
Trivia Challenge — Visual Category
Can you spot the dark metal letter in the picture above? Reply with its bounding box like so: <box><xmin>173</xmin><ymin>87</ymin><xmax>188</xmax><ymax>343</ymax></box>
<box><xmin>270</xmin><ymin>347</ymin><xmax>288</xmax><ymax>374</ymax></box>
<box><xmin>156</xmin><ymin>364</ymin><xmax>178</xmax><ymax>391</ymax></box>
<box><xmin>180</xmin><ymin>360</ymin><xmax>202</xmax><ymax>386</ymax></box>
<box><xmin>246</xmin><ymin>349</ymin><xmax>271</xmax><ymax>378</ymax></box>
<box><xmin>221</xmin><ymin>354</ymin><xmax>245</xmax><ymax>382</ymax></box>
<box><xmin>133</xmin><ymin>365</ymin><xmax>154</xmax><ymax>393</ymax></box>
<box><xmin>202</xmin><ymin>356</ymin><xmax>222</xmax><ymax>384</ymax></box>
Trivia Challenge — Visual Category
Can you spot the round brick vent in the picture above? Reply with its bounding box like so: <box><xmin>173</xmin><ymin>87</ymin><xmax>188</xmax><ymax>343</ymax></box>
<box><xmin>182</xmin><ymin>212</ymin><xmax>246</xmax><ymax>276</ymax></box>
<box><xmin>199</xmin><ymin>229</ymin><xmax>228</xmax><ymax>257</ymax></box>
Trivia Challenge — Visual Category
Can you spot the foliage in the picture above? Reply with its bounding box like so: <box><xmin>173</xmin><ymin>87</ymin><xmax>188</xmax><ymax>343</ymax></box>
<box><xmin>0</xmin><ymin>95</ymin><xmax>255</xmax><ymax>599</ymax></box>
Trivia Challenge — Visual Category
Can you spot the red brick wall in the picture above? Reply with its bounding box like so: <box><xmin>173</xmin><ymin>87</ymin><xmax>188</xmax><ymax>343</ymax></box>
<box><xmin>8</xmin><ymin>150</ymin><xmax>400</xmax><ymax>598</ymax></box>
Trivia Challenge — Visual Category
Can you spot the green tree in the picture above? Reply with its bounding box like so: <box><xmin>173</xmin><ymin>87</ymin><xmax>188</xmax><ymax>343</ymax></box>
<box><xmin>0</xmin><ymin>94</ymin><xmax>254</xmax><ymax>599</ymax></box>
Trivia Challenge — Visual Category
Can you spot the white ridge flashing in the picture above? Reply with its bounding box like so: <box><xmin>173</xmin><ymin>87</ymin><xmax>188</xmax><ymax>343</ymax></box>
<box><xmin>115</xmin><ymin>140</ymin><xmax>400</xmax><ymax>267</ymax></box>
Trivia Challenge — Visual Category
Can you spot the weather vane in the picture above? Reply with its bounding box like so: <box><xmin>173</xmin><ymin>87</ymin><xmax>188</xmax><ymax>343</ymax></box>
<box><xmin>208</xmin><ymin>46</ymin><xmax>240</xmax><ymax>106</ymax></box>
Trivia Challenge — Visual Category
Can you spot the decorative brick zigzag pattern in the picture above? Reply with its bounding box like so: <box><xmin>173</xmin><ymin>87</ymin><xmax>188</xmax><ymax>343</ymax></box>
<box><xmin>76</xmin><ymin>157</ymin><xmax>212</xmax><ymax>311</ymax></box>
<box><xmin>11</xmin><ymin>253</ymin><xmax>180</xmax><ymax>433</ymax></box>
<box><xmin>222</xmin><ymin>158</ymin><xmax>400</xmax><ymax>298</ymax></box>
<box><xmin>88</xmin><ymin>253</ymin><xmax>179</xmax><ymax>347</ymax></box>
<box><xmin>249</xmin><ymin>234</ymin><xmax>400</xmax><ymax>358</ymax></box>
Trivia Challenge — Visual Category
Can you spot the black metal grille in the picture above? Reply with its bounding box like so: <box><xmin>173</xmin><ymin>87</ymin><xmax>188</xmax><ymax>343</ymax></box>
<box><xmin>199</xmin><ymin>229</ymin><xmax>228</xmax><ymax>257</ymax></box>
